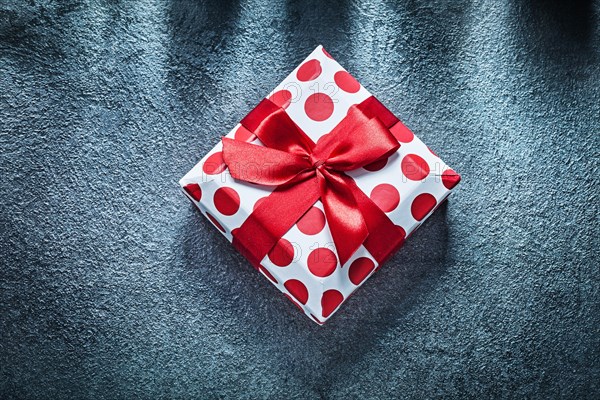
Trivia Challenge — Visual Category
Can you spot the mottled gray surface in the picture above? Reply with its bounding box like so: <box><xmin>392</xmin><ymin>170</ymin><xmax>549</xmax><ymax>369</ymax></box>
<box><xmin>1</xmin><ymin>0</ymin><xmax>599</xmax><ymax>399</ymax></box>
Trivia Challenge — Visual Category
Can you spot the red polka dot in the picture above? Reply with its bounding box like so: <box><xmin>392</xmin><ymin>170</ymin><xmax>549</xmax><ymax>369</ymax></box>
<box><xmin>234</xmin><ymin>125</ymin><xmax>256</xmax><ymax>142</ymax></box>
<box><xmin>370</xmin><ymin>184</ymin><xmax>400</xmax><ymax>213</ymax></box>
<box><xmin>322</xmin><ymin>47</ymin><xmax>333</xmax><ymax>59</ymax></box>
<box><xmin>389</xmin><ymin>122</ymin><xmax>414</xmax><ymax>143</ymax></box>
<box><xmin>310</xmin><ymin>314</ymin><xmax>324</xmax><ymax>325</ymax></box>
<box><xmin>296</xmin><ymin>59</ymin><xmax>322</xmax><ymax>81</ymax></box>
<box><xmin>205</xmin><ymin>212</ymin><xmax>225</xmax><ymax>232</ymax></box>
<box><xmin>348</xmin><ymin>257</ymin><xmax>375</xmax><ymax>285</ymax></box>
<box><xmin>284</xmin><ymin>279</ymin><xmax>309</xmax><ymax>305</ymax></box>
<box><xmin>316</xmin><ymin>133</ymin><xmax>330</xmax><ymax>147</ymax></box>
<box><xmin>253</xmin><ymin>196</ymin><xmax>268</xmax><ymax>212</ymax></box>
<box><xmin>268</xmin><ymin>238</ymin><xmax>294</xmax><ymax>267</ymax></box>
<box><xmin>307</xmin><ymin>247</ymin><xmax>338</xmax><ymax>277</ymax></box>
<box><xmin>304</xmin><ymin>93</ymin><xmax>334</xmax><ymax>122</ymax></box>
<box><xmin>296</xmin><ymin>207</ymin><xmax>326</xmax><ymax>235</ymax></box>
<box><xmin>268</xmin><ymin>89</ymin><xmax>293</xmax><ymax>109</ymax></box>
<box><xmin>363</xmin><ymin>157</ymin><xmax>388</xmax><ymax>172</ymax></box>
<box><xmin>183</xmin><ymin>183</ymin><xmax>202</xmax><ymax>201</ymax></box>
<box><xmin>203</xmin><ymin>151</ymin><xmax>227</xmax><ymax>175</ymax></box>
<box><xmin>334</xmin><ymin>71</ymin><xmax>360</xmax><ymax>93</ymax></box>
<box><xmin>259</xmin><ymin>265</ymin><xmax>278</xmax><ymax>283</ymax></box>
<box><xmin>401</xmin><ymin>154</ymin><xmax>430</xmax><ymax>181</ymax></box>
<box><xmin>213</xmin><ymin>187</ymin><xmax>240</xmax><ymax>216</ymax></box>
<box><xmin>411</xmin><ymin>193</ymin><xmax>437</xmax><ymax>221</ymax></box>
<box><xmin>321</xmin><ymin>289</ymin><xmax>344</xmax><ymax>318</ymax></box>
<box><xmin>442</xmin><ymin>169</ymin><xmax>461</xmax><ymax>189</ymax></box>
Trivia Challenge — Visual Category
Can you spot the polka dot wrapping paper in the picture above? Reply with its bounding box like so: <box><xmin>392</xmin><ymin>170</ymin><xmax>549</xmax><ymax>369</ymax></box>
<box><xmin>179</xmin><ymin>46</ymin><xmax>461</xmax><ymax>324</ymax></box>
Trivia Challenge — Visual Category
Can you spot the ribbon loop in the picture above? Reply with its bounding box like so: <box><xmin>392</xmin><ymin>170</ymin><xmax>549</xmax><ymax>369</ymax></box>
<box><xmin>222</xmin><ymin>138</ymin><xmax>311</xmax><ymax>186</ymax></box>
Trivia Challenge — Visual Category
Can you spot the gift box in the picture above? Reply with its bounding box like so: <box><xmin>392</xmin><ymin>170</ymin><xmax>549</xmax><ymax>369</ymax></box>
<box><xmin>179</xmin><ymin>45</ymin><xmax>460</xmax><ymax>324</ymax></box>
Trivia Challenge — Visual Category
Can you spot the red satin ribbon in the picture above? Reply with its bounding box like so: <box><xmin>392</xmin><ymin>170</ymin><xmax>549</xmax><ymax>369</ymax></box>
<box><xmin>222</xmin><ymin>96</ymin><xmax>406</xmax><ymax>268</ymax></box>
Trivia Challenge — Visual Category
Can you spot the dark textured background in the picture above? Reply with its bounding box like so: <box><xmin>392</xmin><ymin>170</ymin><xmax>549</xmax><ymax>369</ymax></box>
<box><xmin>1</xmin><ymin>0</ymin><xmax>599</xmax><ymax>398</ymax></box>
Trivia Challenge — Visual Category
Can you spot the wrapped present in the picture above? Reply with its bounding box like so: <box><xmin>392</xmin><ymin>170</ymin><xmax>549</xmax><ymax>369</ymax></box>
<box><xmin>179</xmin><ymin>45</ymin><xmax>460</xmax><ymax>324</ymax></box>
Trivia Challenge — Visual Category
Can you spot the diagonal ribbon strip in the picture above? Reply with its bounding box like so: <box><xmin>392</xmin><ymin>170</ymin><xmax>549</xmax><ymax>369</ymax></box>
<box><xmin>222</xmin><ymin>97</ymin><xmax>405</xmax><ymax>268</ymax></box>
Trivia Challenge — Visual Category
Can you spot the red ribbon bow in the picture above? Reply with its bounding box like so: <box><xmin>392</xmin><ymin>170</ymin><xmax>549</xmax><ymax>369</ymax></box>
<box><xmin>222</xmin><ymin>97</ymin><xmax>406</xmax><ymax>268</ymax></box>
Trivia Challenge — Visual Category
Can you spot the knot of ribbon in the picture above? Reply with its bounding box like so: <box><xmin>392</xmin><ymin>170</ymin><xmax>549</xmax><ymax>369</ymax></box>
<box><xmin>222</xmin><ymin>97</ymin><xmax>406</xmax><ymax>268</ymax></box>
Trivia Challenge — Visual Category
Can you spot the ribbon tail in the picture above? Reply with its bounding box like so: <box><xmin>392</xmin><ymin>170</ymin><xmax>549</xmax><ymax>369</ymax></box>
<box><xmin>352</xmin><ymin>183</ymin><xmax>406</xmax><ymax>265</ymax></box>
<box><xmin>320</xmin><ymin>172</ymin><xmax>369</xmax><ymax>266</ymax></box>
<box><xmin>324</xmin><ymin>171</ymin><xmax>406</xmax><ymax>267</ymax></box>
